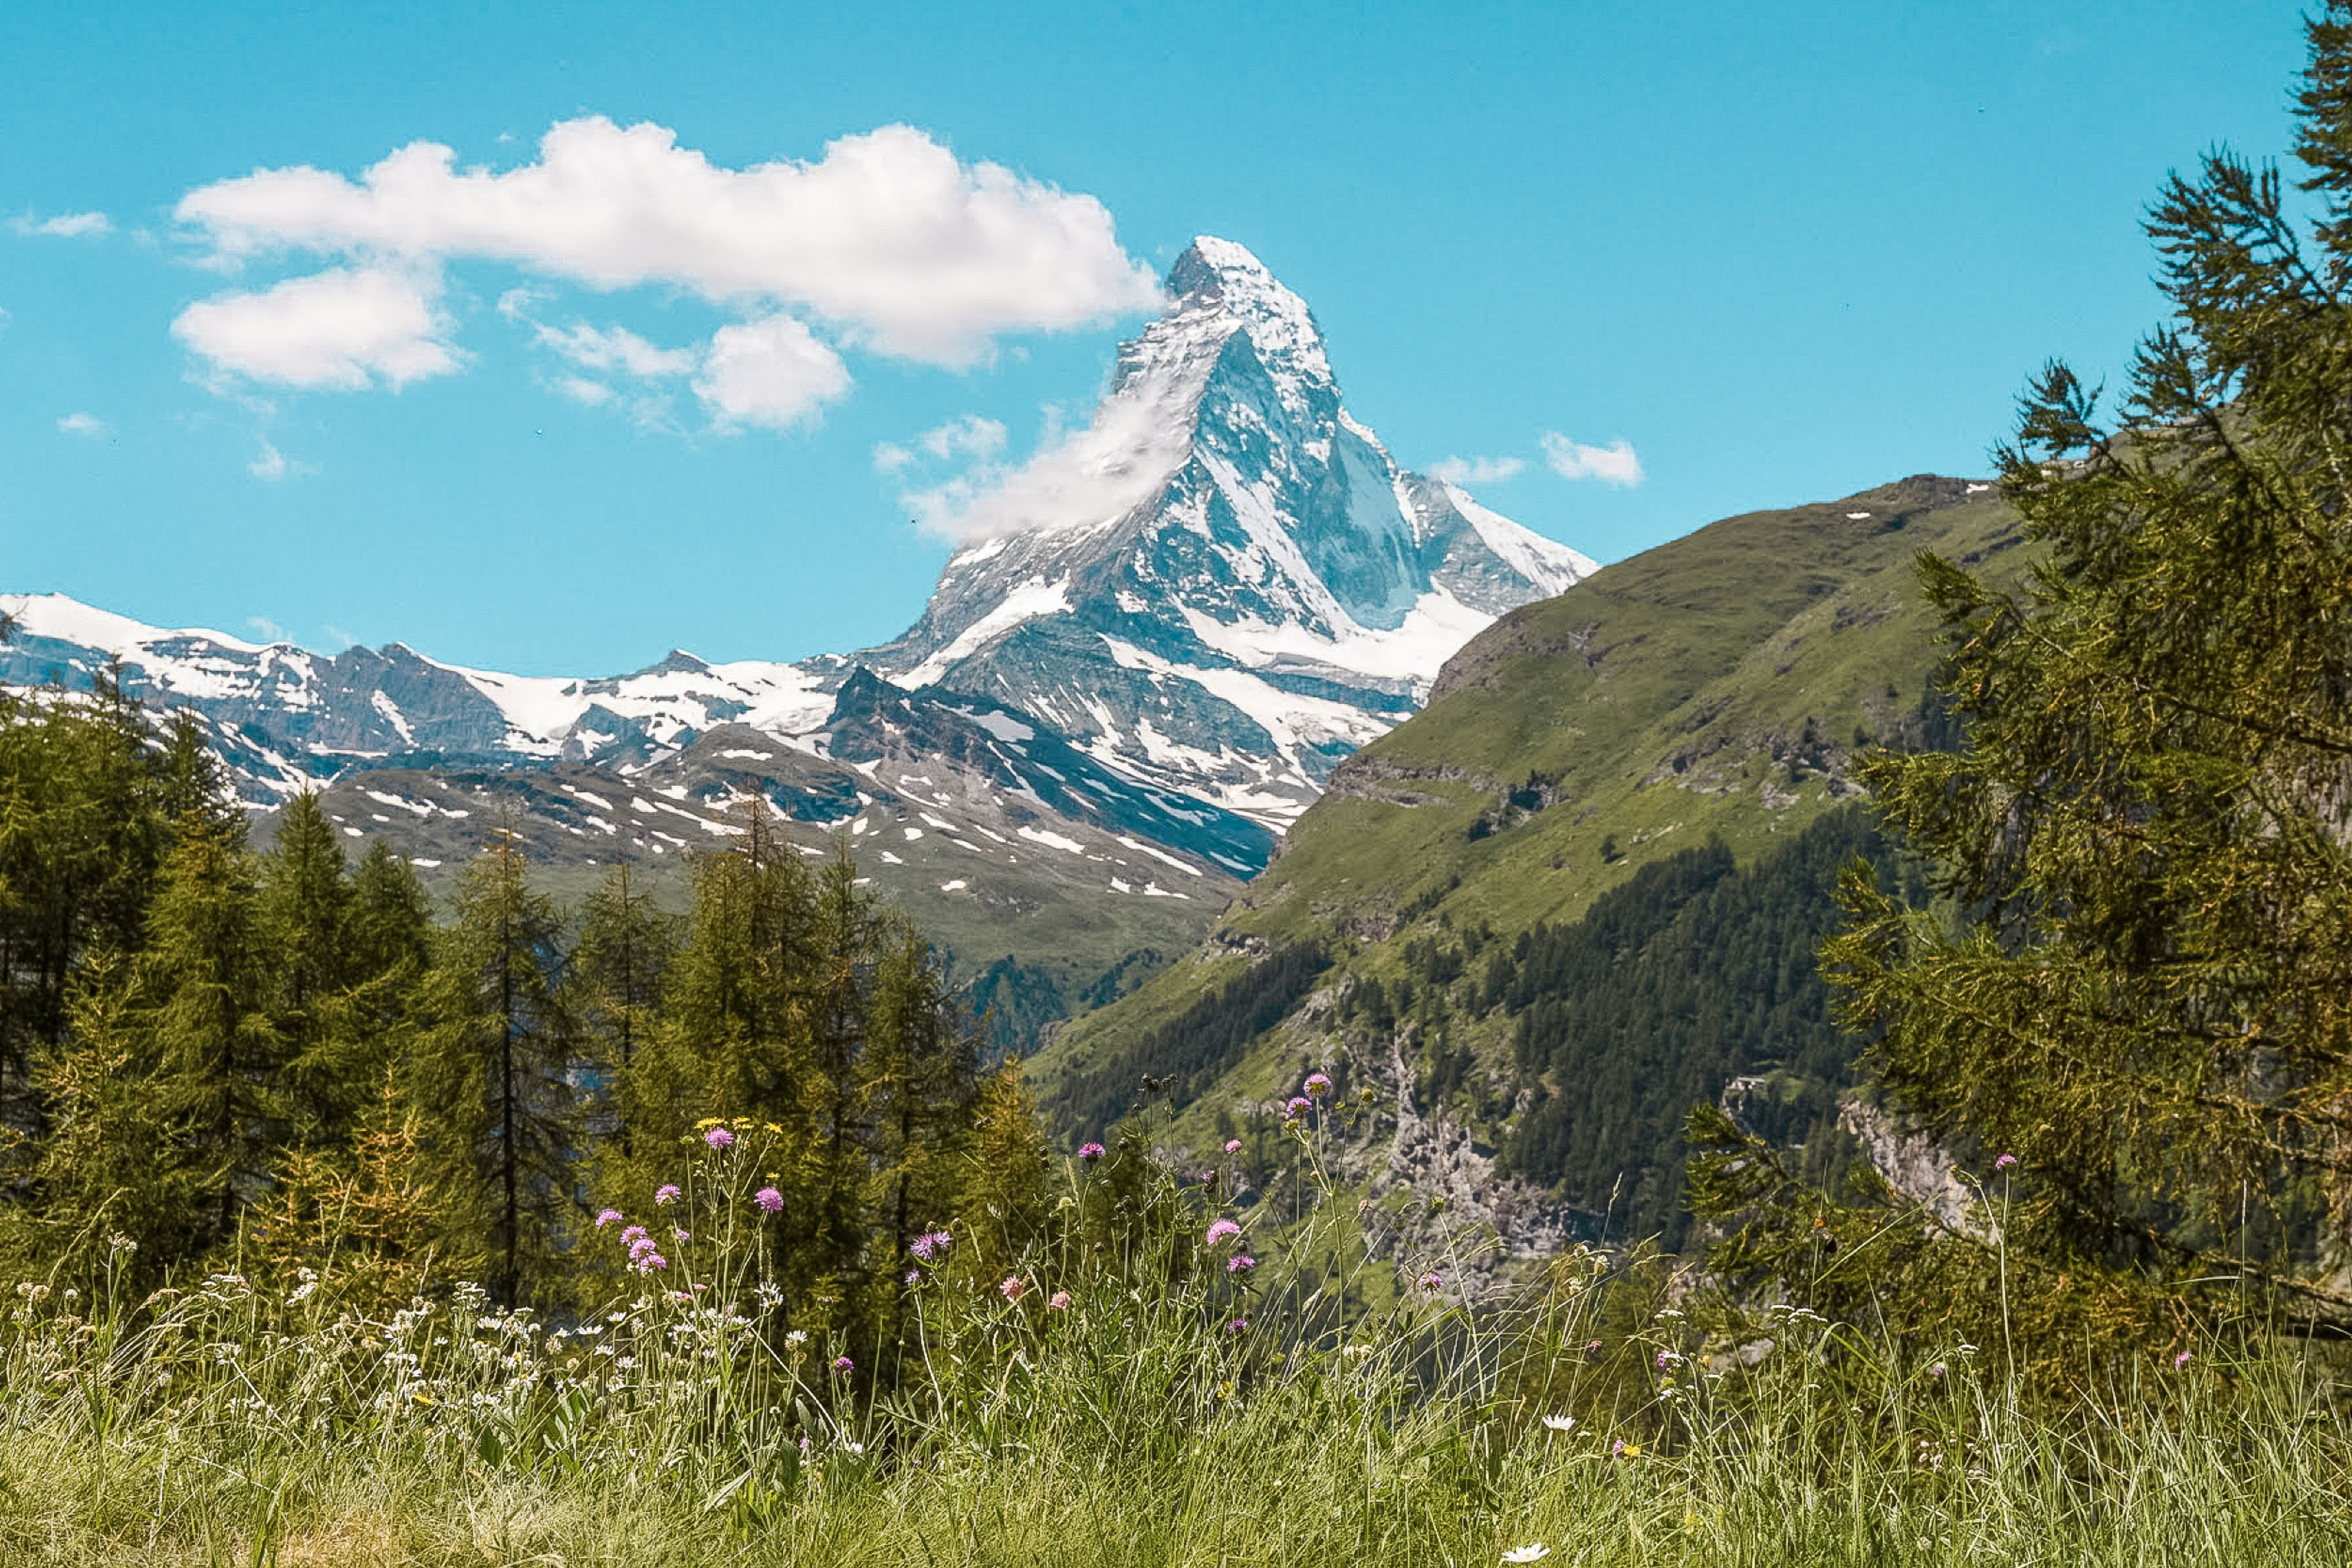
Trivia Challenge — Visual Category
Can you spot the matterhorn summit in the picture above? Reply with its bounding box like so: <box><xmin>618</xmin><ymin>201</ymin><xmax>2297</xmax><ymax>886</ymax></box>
<box><xmin>863</xmin><ymin>236</ymin><xmax>1598</xmax><ymax>826</ymax></box>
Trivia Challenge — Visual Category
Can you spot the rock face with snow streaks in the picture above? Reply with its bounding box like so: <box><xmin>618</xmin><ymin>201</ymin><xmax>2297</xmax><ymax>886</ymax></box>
<box><xmin>859</xmin><ymin>237</ymin><xmax>1595</xmax><ymax>827</ymax></box>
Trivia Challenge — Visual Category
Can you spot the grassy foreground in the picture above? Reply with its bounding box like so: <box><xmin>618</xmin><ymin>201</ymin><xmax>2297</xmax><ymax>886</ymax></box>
<box><xmin>5</xmin><ymin>1127</ymin><xmax>2349</xmax><ymax>1566</ymax></box>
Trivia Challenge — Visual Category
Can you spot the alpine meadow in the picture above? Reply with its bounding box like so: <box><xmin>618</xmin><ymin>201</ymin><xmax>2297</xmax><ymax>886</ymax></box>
<box><xmin>10</xmin><ymin>6</ymin><xmax>2352</xmax><ymax>1566</ymax></box>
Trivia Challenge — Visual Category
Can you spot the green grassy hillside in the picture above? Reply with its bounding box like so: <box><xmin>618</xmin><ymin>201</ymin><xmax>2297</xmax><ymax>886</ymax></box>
<box><xmin>1030</xmin><ymin>475</ymin><xmax>2030</xmax><ymax>1236</ymax></box>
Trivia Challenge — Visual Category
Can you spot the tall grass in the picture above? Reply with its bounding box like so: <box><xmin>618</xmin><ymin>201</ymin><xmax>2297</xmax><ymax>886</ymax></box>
<box><xmin>4</xmin><ymin>1115</ymin><xmax>2349</xmax><ymax>1566</ymax></box>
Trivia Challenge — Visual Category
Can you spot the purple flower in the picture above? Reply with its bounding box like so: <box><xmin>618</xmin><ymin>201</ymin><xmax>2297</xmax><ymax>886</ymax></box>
<box><xmin>1304</xmin><ymin>1072</ymin><xmax>1332</xmax><ymax>1098</ymax></box>
<box><xmin>1078</xmin><ymin>1141</ymin><xmax>1106</xmax><ymax>1162</ymax></box>
<box><xmin>1227</xmin><ymin>1317</ymin><xmax>1248</xmax><ymax>1334</ymax></box>
<box><xmin>1418</xmin><ymin>1270</ymin><xmax>1442</xmax><ymax>1292</ymax></box>
<box><xmin>1048</xmin><ymin>1289</ymin><xmax>1072</xmax><ymax>1310</ymax></box>
<box><xmin>621</xmin><ymin>1225</ymin><xmax>648</xmax><ymax>1246</ymax></box>
<box><xmin>905</xmin><ymin>1270</ymin><xmax>921</xmax><ymax>1286</ymax></box>
<box><xmin>910</xmin><ymin>1229</ymin><xmax>952</xmax><ymax>1262</ymax></box>
<box><xmin>654</xmin><ymin>1183</ymin><xmax>682</xmax><ymax>1205</ymax></box>
<box><xmin>2174</xmin><ymin>1349</ymin><xmax>2193</xmax><ymax>1369</ymax></box>
<box><xmin>1994</xmin><ymin>1153</ymin><xmax>2018</xmax><ymax>1171</ymax></box>
<box><xmin>832</xmin><ymin>1355</ymin><xmax>853</xmax><ymax>1376</ymax></box>
<box><xmin>673</xmin><ymin>1227</ymin><xmax>691</xmax><ymax>1243</ymax></box>
<box><xmin>1284</xmin><ymin>1096</ymin><xmax>1310</xmax><ymax>1120</ymax></box>
<box><xmin>1224</xmin><ymin>1139</ymin><xmax>1243</xmax><ymax>1155</ymax></box>
<box><xmin>754</xmin><ymin>1186</ymin><xmax>784</xmax><ymax>1213</ymax></box>
<box><xmin>1000</xmin><ymin>1275</ymin><xmax>1028</xmax><ymax>1301</ymax></box>
<box><xmin>628</xmin><ymin>1235</ymin><xmax>658</xmax><ymax>1259</ymax></box>
<box><xmin>635</xmin><ymin>1252</ymin><xmax>668</xmax><ymax>1273</ymax></box>
<box><xmin>1227</xmin><ymin>1253</ymin><xmax>1256</xmax><ymax>1273</ymax></box>
<box><xmin>1656</xmin><ymin>1350</ymin><xmax>1672</xmax><ymax>1370</ymax></box>
<box><xmin>1205</xmin><ymin>1218</ymin><xmax>1243</xmax><ymax>1248</ymax></box>
<box><xmin>595</xmin><ymin>1207</ymin><xmax>624</xmax><ymax>1229</ymax></box>
<box><xmin>704</xmin><ymin>1126</ymin><xmax>734</xmax><ymax>1150</ymax></box>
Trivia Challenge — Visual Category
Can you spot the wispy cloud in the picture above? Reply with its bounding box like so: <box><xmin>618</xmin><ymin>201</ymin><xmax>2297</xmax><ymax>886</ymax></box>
<box><xmin>14</xmin><ymin>210</ymin><xmax>111</xmax><ymax>239</ymax></box>
<box><xmin>246</xmin><ymin>615</ymin><xmax>290</xmax><ymax>643</ymax></box>
<box><xmin>249</xmin><ymin>439</ymin><xmax>315</xmax><ymax>481</ymax></box>
<box><xmin>1540</xmin><ymin>432</ymin><xmax>1643</xmax><ymax>487</ymax></box>
<box><xmin>1426</xmin><ymin>454</ymin><xmax>1525</xmax><ymax>486</ymax></box>
<box><xmin>56</xmin><ymin>412</ymin><xmax>110</xmax><ymax>437</ymax></box>
<box><xmin>875</xmin><ymin>413</ymin><xmax>1006</xmax><ymax>473</ymax></box>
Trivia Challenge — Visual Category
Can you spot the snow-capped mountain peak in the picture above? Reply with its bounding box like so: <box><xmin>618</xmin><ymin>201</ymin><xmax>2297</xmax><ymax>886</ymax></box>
<box><xmin>861</xmin><ymin>236</ymin><xmax>1597</xmax><ymax>826</ymax></box>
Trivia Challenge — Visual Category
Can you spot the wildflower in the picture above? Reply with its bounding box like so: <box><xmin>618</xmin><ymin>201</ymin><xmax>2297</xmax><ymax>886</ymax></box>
<box><xmin>595</xmin><ymin>1208</ymin><xmax>624</xmax><ymax>1229</ymax></box>
<box><xmin>1993</xmin><ymin>1153</ymin><xmax>2018</xmax><ymax>1171</ymax></box>
<box><xmin>106</xmin><ymin>1233</ymin><xmax>138</xmax><ymax>1255</ymax></box>
<box><xmin>1048</xmin><ymin>1290</ymin><xmax>1072</xmax><ymax>1311</ymax></box>
<box><xmin>635</xmin><ymin>1253</ymin><xmax>668</xmax><ymax>1273</ymax></box>
<box><xmin>911</xmin><ymin>1230</ymin><xmax>952</xmax><ymax>1262</ymax></box>
<box><xmin>784</xmin><ymin>1329</ymin><xmax>809</xmax><ymax>1346</ymax></box>
<box><xmin>1304</xmin><ymin>1072</ymin><xmax>1332</xmax><ymax>1098</ymax></box>
<box><xmin>673</xmin><ymin>1227</ymin><xmax>691</xmax><ymax>1243</ymax></box>
<box><xmin>1503</xmin><ymin>1547</ymin><xmax>1551</xmax><ymax>1564</ymax></box>
<box><xmin>1611</xmin><ymin>1438</ymin><xmax>1641</xmax><ymax>1458</ymax></box>
<box><xmin>628</xmin><ymin>1235</ymin><xmax>658</xmax><ymax>1260</ymax></box>
<box><xmin>1541</xmin><ymin>1414</ymin><xmax>1576</xmax><ymax>1432</ymax></box>
<box><xmin>654</xmin><ymin>1184</ymin><xmax>681</xmax><ymax>1205</ymax></box>
<box><xmin>1585</xmin><ymin>1340</ymin><xmax>1604</xmax><ymax>1357</ymax></box>
<box><xmin>705</xmin><ymin>1126</ymin><xmax>734</xmax><ymax>1150</ymax></box>
<box><xmin>1419</xmin><ymin>1270</ymin><xmax>1443</xmax><ymax>1292</ymax></box>
<box><xmin>905</xmin><ymin>1270</ymin><xmax>921</xmax><ymax>1286</ymax></box>
<box><xmin>754</xmin><ymin>1186</ymin><xmax>783</xmax><ymax>1213</ymax></box>
<box><xmin>620</xmin><ymin>1225</ymin><xmax>648</xmax><ymax>1246</ymax></box>
<box><xmin>832</xmin><ymin>1355</ymin><xmax>854</xmax><ymax>1376</ymax></box>
<box><xmin>1227</xmin><ymin>1317</ymin><xmax>1248</xmax><ymax>1333</ymax></box>
<box><xmin>1000</xmin><ymin>1275</ymin><xmax>1027</xmax><ymax>1301</ymax></box>
<box><xmin>1284</xmin><ymin>1096</ymin><xmax>1310</xmax><ymax>1119</ymax></box>
<box><xmin>2174</xmin><ymin>1349</ymin><xmax>2193</xmax><ymax>1369</ymax></box>
<box><xmin>1206</xmin><ymin>1218</ymin><xmax>1243</xmax><ymax>1248</ymax></box>
<box><xmin>1227</xmin><ymin>1254</ymin><xmax>1256</xmax><ymax>1273</ymax></box>
<box><xmin>1224</xmin><ymin>1138</ymin><xmax>1243</xmax><ymax>1154</ymax></box>
<box><xmin>1928</xmin><ymin>1362</ymin><xmax>1947</xmax><ymax>1379</ymax></box>
<box><xmin>1078</xmin><ymin>1141</ymin><xmax>1106</xmax><ymax>1162</ymax></box>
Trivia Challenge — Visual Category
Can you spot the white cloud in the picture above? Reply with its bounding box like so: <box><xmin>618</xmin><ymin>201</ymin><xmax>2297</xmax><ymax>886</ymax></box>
<box><xmin>14</xmin><ymin>211</ymin><xmax>112</xmax><ymax>239</ymax></box>
<box><xmin>56</xmin><ymin>412</ymin><xmax>110</xmax><ymax>437</ymax></box>
<box><xmin>692</xmin><ymin>315</ymin><xmax>850</xmax><ymax>429</ymax></box>
<box><xmin>246</xmin><ymin>615</ymin><xmax>290</xmax><ymax>642</ymax></box>
<box><xmin>1427</xmin><ymin>454</ymin><xmax>1525</xmax><ymax>485</ymax></box>
<box><xmin>875</xmin><ymin>413</ymin><xmax>1005</xmax><ymax>473</ymax></box>
<box><xmin>175</xmin><ymin>116</ymin><xmax>1159</xmax><ymax>366</ymax></box>
<box><xmin>1540</xmin><ymin>432</ymin><xmax>1644</xmax><ymax>487</ymax></box>
<box><xmin>534</xmin><ymin>320</ymin><xmax>696</xmax><ymax>377</ymax></box>
<box><xmin>903</xmin><ymin>390</ymin><xmax>1189</xmax><ymax>543</ymax></box>
<box><xmin>249</xmin><ymin>439</ymin><xmax>315</xmax><ymax>481</ymax></box>
<box><xmin>173</xmin><ymin>265</ymin><xmax>460</xmax><ymax>390</ymax></box>
<box><xmin>554</xmin><ymin>375</ymin><xmax>616</xmax><ymax>407</ymax></box>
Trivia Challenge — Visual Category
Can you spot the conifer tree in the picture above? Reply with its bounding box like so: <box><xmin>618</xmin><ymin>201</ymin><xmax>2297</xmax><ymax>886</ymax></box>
<box><xmin>139</xmin><ymin>810</ymin><xmax>281</xmax><ymax>1250</ymax></box>
<box><xmin>257</xmin><ymin>792</ymin><xmax>374</xmax><ymax>1147</ymax></box>
<box><xmin>863</xmin><ymin>917</ymin><xmax>977</xmax><ymax>1281</ymax></box>
<box><xmin>1700</xmin><ymin>6</ymin><xmax>2352</xmax><ymax>1343</ymax></box>
<box><xmin>568</xmin><ymin>859</ymin><xmax>674</xmax><ymax>1156</ymax></box>
<box><xmin>410</xmin><ymin>826</ymin><xmax>579</xmax><ymax>1306</ymax></box>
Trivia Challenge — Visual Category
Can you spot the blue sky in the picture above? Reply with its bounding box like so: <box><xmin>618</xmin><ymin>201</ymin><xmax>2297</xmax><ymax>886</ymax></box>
<box><xmin>0</xmin><ymin>1</ymin><xmax>2311</xmax><ymax>675</ymax></box>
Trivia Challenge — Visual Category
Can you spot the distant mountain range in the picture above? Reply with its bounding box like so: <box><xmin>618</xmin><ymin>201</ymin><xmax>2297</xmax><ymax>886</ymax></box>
<box><xmin>2</xmin><ymin>238</ymin><xmax>1593</xmax><ymax>1020</ymax></box>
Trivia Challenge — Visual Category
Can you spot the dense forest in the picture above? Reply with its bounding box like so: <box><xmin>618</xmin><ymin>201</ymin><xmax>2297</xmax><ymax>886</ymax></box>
<box><xmin>0</xmin><ymin>650</ymin><xmax>1054</xmax><ymax>1364</ymax></box>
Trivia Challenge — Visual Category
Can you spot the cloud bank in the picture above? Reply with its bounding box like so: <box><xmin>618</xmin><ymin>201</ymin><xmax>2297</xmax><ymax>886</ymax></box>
<box><xmin>169</xmin><ymin>117</ymin><xmax>1161</xmax><ymax>408</ymax></box>
<box><xmin>1540</xmin><ymin>432</ymin><xmax>1643</xmax><ymax>486</ymax></box>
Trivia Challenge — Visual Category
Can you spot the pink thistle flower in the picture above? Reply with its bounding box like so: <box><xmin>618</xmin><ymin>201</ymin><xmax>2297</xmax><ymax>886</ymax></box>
<box><xmin>832</xmin><ymin>1355</ymin><xmax>853</xmax><ymax>1376</ymax></box>
<box><xmin>1077</xmin><ymin>1141</ymin><xmax>1106</xmax><ymax>1162</ymax></box>
<box><xmin>1224</xmin><ymin>1139</ymin><xmax>1242</xmax><ymax>1154</ymax></box>
<box><xmin>1284</xmin><ymin>1096</ymin><xmax>1310</xmax><ymax>1120</ymax></box>
<box><xmin>704</xmin><ymin>1126</ymin><xmax>734</xmax><ymax>1150</ymax></box>
<box><xmin>620</xmin><ymin>1225</ymin><xmax>648</xmax><ymax>1246</ymax></box>
<box><xmin>654</xmin><ymin>1184</ymin><xmax>681</xmax><ymax>1205</ymax></box>
<box><xmin>1227</xmin><ymin>1253</ymin><xmax>1256</xmax><ymax>1273</ymax></box>
<box><xmin>1000</xmin><ymin>1275</ymin><xmax>1027</xmax><ymax>1301</ymax></box>
<box><xmin>1418</xmin><ymin>1270</ymin><xmax>1443</xmax><ymax>1292</ymax></box>
<box><xmin>1994</xmin><ymin>1153</ymin><xmax>2018</xmax><ymax>1171</ymax></box>
<box><xmin>1048</xmin><ymin>1290</ymin><xmax>1072</xmax><ymax>1310</ymax></box>
<box><xmin>628</xmin><ymin>1235</ymin><xmax>658</xmax><ymax>1259</ymax></box>
<box><xmin>910</xmin><ymin>1229</ymin><xmax>951</xmax><ymax>1262</ymax></box>
<box><xmin>635</xmin><ymin>1252</ymin><xmax>667</xmax><ymax>1273</ymax></box>
<box><xmin>754</xmin><ymin>1186</ymin><xmax>783</xmax><ymax>1213</ymax></box>
<box><xmin>595</xmin><ymin>1208</ymin><xmax>624</xmax><ymax>1229</ymax></box>
<box><xmin>1206</xmin><ymin>1218</ymin><xmax>1243</xmax><ymax>1248</ymax></box>
<box><xmin>1304</xmin><ymin>1072</ymin><xmax>1332</xmax><ymax>1098</ymax></box>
